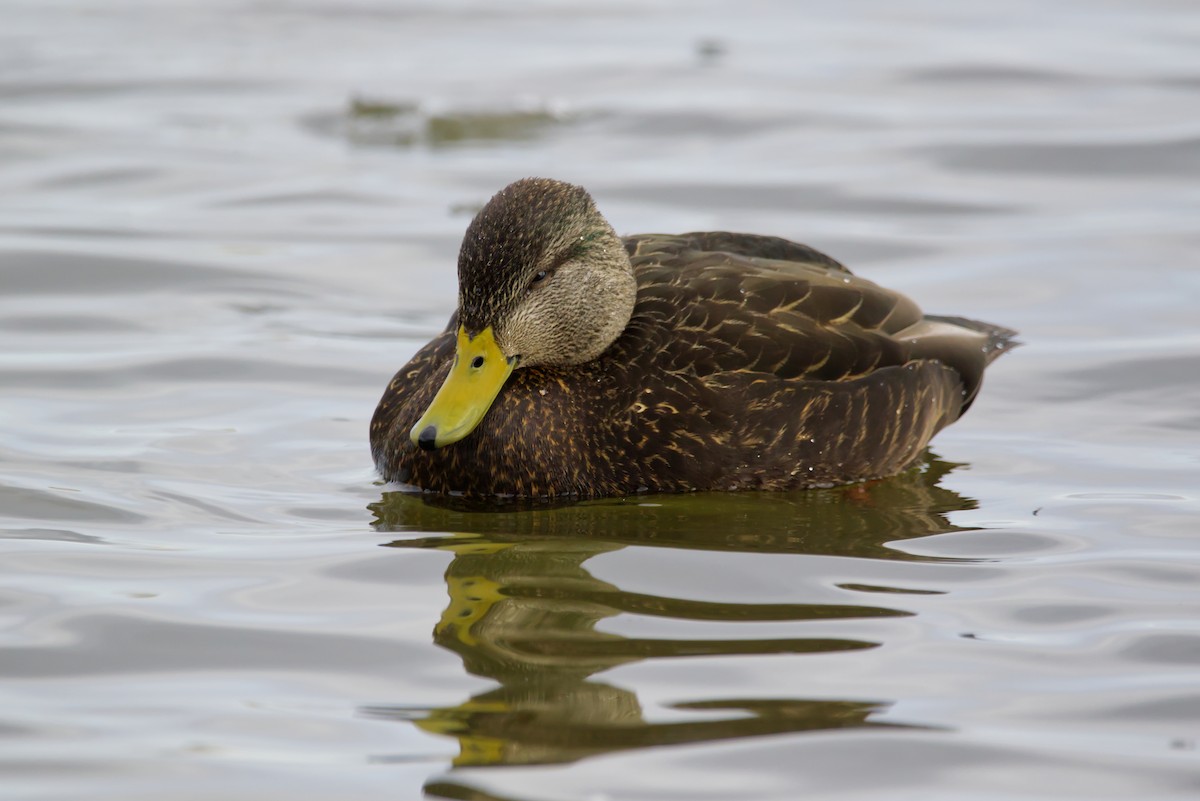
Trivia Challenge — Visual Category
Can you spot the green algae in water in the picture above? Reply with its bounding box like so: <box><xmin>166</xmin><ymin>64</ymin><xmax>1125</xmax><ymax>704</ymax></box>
<box><xmin>303</xmin><ymin>96</ymin><xmax>565</xmax><ymax>149</ymax></box>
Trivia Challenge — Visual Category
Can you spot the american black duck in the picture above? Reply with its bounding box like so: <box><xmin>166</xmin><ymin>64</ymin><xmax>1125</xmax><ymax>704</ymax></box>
<box><xmin>370</xmin><ymin>178</ymin><xmax>1016</xmax><ymax>498</ymax></box>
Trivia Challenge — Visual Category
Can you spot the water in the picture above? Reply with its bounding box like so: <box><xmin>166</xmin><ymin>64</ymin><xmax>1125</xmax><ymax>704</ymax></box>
<box><xmin>3</xmin><ymin>1</ymin><xmax>1199</xmax><ymax>799</ymax></box>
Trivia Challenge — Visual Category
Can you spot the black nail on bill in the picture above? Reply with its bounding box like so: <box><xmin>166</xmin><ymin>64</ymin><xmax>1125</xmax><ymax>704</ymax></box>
<box><xmin>417</xmin><ymin>425</ymin><xmax>438</xmax><ymax>451</ymax></box>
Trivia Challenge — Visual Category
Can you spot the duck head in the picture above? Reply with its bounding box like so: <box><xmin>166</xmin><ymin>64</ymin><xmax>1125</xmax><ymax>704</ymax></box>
<box><xmin>410</xmin><ymin>178</ymin><xmax>636</xmax><ymax>450</ymax></box>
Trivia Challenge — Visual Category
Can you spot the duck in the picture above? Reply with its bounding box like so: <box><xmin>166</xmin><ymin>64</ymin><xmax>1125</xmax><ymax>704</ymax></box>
<box><xmin>370</xmin><ymin>178</ymin><xmax>1016</xmax><ymax>499</ymax></box>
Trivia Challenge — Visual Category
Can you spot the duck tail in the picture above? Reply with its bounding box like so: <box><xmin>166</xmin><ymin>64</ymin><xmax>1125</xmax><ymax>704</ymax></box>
<box><xmin>924</xmin><ymin>315</ymin><xmax>1021</xmax><ymax>365</ymax></box>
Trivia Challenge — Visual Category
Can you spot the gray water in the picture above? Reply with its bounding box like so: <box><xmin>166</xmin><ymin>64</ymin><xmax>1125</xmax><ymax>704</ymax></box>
<box><xmin>3</xmin><ymin>1</ymin><xmax>1200</xmax><ymax>799</ymax></box>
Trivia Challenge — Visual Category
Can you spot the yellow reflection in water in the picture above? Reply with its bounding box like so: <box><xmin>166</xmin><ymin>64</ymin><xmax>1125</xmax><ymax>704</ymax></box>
<box><xmin>366</xmin><ymin>456</ymin><xmax>972</xmax><ymax>773</ymax></box>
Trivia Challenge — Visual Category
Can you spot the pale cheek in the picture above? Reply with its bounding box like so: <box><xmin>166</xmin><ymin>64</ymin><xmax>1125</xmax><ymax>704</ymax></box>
<box><xmin>501</xmin><ymin>297</ymin><xmax>556</xmax><ymax>364</ymax></box>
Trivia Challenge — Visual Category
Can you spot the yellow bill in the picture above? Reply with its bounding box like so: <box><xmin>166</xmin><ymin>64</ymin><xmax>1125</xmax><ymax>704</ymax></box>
<box><xmin>411</xmin><ymin>326</ymin><xmax>516</xmax><ymax>450</ymax></box>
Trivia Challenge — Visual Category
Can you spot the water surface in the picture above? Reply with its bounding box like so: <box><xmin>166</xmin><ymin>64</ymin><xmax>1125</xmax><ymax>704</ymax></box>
<box><xmin>2</xmin><ymin>1</ymin><xmax>1199</xmax><ymax>799</ymax></box>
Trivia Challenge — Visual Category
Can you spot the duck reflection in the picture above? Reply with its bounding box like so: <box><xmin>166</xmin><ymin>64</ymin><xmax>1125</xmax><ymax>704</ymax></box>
<box><xmin>366</xmin><ymin>456</ymin><xmax>972</xmax><ymax>771</ymax></box>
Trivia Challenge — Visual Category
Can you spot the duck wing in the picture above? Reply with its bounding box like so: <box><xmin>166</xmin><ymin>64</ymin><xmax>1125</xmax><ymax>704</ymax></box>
<box><xmin>615</xmin><ymin>233</ymin><xmax>1019</xmax><ymax>488</ymax></box>
<box><xmin>624</xmin><ymin>232</ymin><xmax>1015</xmax><ymax>409</ymax></box>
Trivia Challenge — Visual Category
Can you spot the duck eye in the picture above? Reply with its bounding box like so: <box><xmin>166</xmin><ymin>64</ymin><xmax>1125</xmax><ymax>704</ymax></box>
<box><xmin>531</xmin><ymin>270</ymin><xmax>548</xmax><ymax>284</ymax></box>
<box><xmin>470</xmin><ymin>356</ymin><xmax>485</xmax><ymax>369</ymax></box>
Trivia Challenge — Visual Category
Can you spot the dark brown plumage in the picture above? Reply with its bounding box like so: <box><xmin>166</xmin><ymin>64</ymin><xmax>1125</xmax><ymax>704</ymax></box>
<box><xmin>370</xmin><ymin>178</ymin><xmax>1016</xmax><ymax>498</ymax></box>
